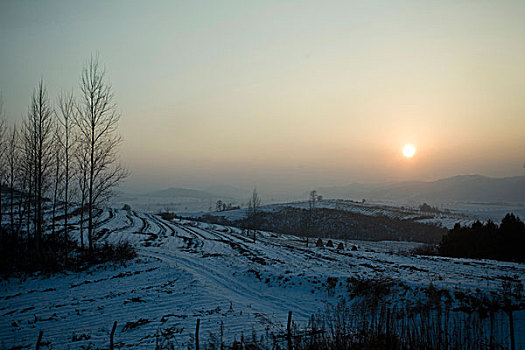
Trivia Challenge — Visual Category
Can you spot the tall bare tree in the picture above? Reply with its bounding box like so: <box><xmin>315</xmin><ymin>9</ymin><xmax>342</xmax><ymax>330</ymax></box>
<box><xmin>0</xmin><ymin>96</ymin><xmax>6</xmax><ymax>229</ymax></box>
<box><xmin>14</xmin><ymin>127</ymin><xmax>31</xmax><ymax>240</ymax></box>
<box><xmin>73</xmin><ymin>133</ymin><xmax>89</xmax><ymax>249</ymax></box>
<box><xmin>75</xmin><ymin>56</ymin><xmax>128</xmax><ymax>252</ymax></box>
<box><xmin>6</xmin><ymin>123</ymin><xmax>19</xmax><ymax>236</ymax></box>
<box><xmin>57</xmin><ymin>91</ymin><xmax>76</xmax><ymax>241</ymax></box>
<box><xmin>20</xmin><ymin>120</ymin><xmax>34</xmax><ymax>240</ymax></box>
<box><xmin>50</xmin><ymin>125</ymin><xmax>63</xmax><ymax>236</ymax></box>
<box><xmin>25</xmin><ymin>79</ymin><xmax>54</xmax><ymax>250</ymax></box>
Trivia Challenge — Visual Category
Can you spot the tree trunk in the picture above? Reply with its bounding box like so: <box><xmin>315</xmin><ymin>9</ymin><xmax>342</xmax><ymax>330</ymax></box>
<box><xmin>10</xmin><ymin>169</ymin><xmax>15</xmax><ymax>238</ymax></box>
<box><xmin>16</xmin><ymin>188</ymin><xmax>25</xmax><ymax>241</ymax></box>
<box><xmin>0</xmin><ymin>186</ymin><xmax>3</xmax><ymax>229</ymax></box>
<box><xmin>33</xmin><ymin>144</ymin><xmax>39</xmax><ymax>251</ymax></box>
<box><xmin>508</xmin><ymin>308</ymin><xmax>515</xmax><ymax>350</ymax></box>
<box><xmin>88</xmin><ymin>121</ymin><xmax>95</xmax><ymax>254</ymax></box>
<box><xmin>52</xmin><ymin>155</ymin><xmax>59</xmax><ymax>236</ymax></box>
<box><xmin>80</xmin><ymin>193</ymin><xmax>85</xmax><ymax>250</ymax></box>
<box><xmin>64</xmin><ymin>149</ymin><xmax>69</xmax><ymax>241</ymax></box>
<box><xmin>26</xmin><ymin>168</ymin><xmax>32</xmax><ymax>246</ymax></box>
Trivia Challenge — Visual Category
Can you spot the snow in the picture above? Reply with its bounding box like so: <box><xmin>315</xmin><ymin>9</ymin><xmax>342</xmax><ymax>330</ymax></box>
<box><xmin>1</xmin><ymin>205</ymin><xmax>524</xmax><ymax>348</ymax></box>
<box><xmin>185</xmin><ymin>198</ymin><xmax>524</xmax><ymax>229</ymax></box>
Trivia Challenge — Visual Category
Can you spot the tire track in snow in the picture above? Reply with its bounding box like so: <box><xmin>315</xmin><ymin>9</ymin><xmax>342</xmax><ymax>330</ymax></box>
<box><xmin>144</xmin><ymin>248</ymin><xmax>315</xmax><ymax>322</ymax></box>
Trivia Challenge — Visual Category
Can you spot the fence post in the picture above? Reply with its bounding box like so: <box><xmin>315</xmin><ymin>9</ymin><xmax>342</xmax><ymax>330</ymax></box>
<box><xmin>310</xmin><ymin>315</ymin><xmax>315</xmax><ymax>347</ymax></box>
<box><xmin>489</xmin><ymin>310</ymin><xmax>494</xmax><ymax>350</ymax></box>
<box><xmin>35</xmin><ymin>330</ymin><xmax>43</xmax><ymax>350</ymax></box>
<box><xmin>386</xmin><ymin>308</ymin><xmax>391</xmax><ymax>345</ymax></box>
<box><xmin>287</xmin><ymin>311</ymin><xmax>292</xmax><ymax>350</ymax></box>
<box><xmin>196</xmin><ymin>318</ymin><xmax>201</xmax><ymax>350</ymax></box>
<box><xmin>110</xmin><ymin>321</ymin><xmax>117</xmax><ymax>350</ymax></box>
<box><xmin>508</xmin><ymin>308</ymin><xmax>515</xmax><ymax>350</ymax></box>
<box><xmin>220</xmin><ymin>320</ymin><xmax>224</xmax><ymax>350</ymax></box>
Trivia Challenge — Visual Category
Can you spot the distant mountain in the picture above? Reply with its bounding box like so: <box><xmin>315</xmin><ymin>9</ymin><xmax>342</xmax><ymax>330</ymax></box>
<box><xmin>147</xmin><ymin>187</ymin><xmax>216</xmax><ymax>199</ymax></box>
<box><xmin>318</xmin><ymin>175</ymin><xmax>525</xmax><ymax>204</ymax></box>
<box><xmin>205</xmin><ymin>185</ymin><xmax>250</xmax><ymax>199</ymax></box>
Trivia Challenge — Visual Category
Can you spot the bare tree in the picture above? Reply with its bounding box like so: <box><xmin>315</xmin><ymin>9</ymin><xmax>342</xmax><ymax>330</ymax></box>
<box><xmin>57</xmin><ymin>91</ymin><xmax>76</xmax><ymax>241</ymax></box>
<box><xmin>6</xmin><ymin>123</ymin><xmax>19</xmax><ymax>236</ymax></box>
<box><xmin>216</xmin><ymin>200</ymin><xmax>223</xmax><ymax>212</ymax></box>
<box><xmin>73</xmin><ymin>135</ymin><xmax>89</xmax><ymax>249</ymax></box>
<box><xmin>309</xmin><ymin>190</ymin><xmax>322</xmax><ymax>211</ymax></box>
<box><xmin>14</xmin><ymin>129</ymin><xmax>31</xmax><ymax>240</ymax></box>
<box><xmin>50</xmin><ymin>125</ymin><xmax>63</xmax><ymax>236</ymax></box>
<box><xmin>246</xmin><ymin>187</ymin><xmax>261</xmax><ymax>242</ymax></box>
<box><xmin>75</xmin><ymin>56</ymin><xmax>128</xmax><ymax>252</ymax></box>
<box><xmin>20</xmin><ymin>121</ymin><xmax>35</xmax><ymax>240</ymax></box>
<box><xmin>0</xmin><ymin>96</ymin><xmax>7</xmax><ymax>229</ymax></box>
<box><xmin>306</xmin><ymin>190</ymin><xmax>323</xmax><ymax>245</ymax></box>
<box><xmin>24</xmin><ymin>79</ymin><xmax>55</xmax><ymax>250</ymax></box>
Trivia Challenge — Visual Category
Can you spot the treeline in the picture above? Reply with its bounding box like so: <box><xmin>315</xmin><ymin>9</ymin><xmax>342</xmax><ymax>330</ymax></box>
<box><xmin>215</xmin><ymin>200</ymin><xmax>240</xmax><ymax>212</ymax></box>
<box><xmin>439</xmin><ymin>213</ymin><xmax>525</xmax><ymax>262</ymax></box>
<box><xmin>0</xmin><ymin>56</ymin><xmax>128</xmax><ymax>259</ymax></box>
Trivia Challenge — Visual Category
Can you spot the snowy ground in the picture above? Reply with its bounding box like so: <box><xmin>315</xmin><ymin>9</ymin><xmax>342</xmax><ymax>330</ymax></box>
<box><xmin>183</xmin><ymin>198</ymin><xmax>506</xmax><ymax>229</ymax></box>
<box><xmin>1</xmin><ymin>207</ymin><xmax>524</xmax><ymax>349</ymax></box>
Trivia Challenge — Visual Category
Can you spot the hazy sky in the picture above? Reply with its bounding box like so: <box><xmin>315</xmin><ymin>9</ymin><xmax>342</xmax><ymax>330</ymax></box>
<box><xmin>1</xmin><ymin>1</ymin><xmax>524</xmax><ymax>194</ymax></box>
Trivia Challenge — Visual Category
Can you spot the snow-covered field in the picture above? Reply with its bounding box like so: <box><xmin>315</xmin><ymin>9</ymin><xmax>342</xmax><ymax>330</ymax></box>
<box><xmin>184</xmin><ymin>198</ymin><xmax>516</xmax><ymax>229</ymax></box>
<box><xmin>1</xmin><ymin>207</ymin><xmax>524</xmax><ymax>348</ymax></box>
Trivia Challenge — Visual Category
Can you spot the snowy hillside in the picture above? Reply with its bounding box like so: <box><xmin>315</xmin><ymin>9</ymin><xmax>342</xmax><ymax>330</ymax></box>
<box><xmin>1</xmin><ymin>206</ymin><xmax>524</xmax><ymax>348</ymax></box>
<box><xmin>184</xmin><ymin>198</ymin><xmax>494</xmax><ymax>229</ymax></box>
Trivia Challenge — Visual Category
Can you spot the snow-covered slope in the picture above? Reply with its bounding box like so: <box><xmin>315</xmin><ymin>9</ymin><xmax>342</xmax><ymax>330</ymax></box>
<box><xmin>183</xmin><ymin>199</ymin><xmax>493</xmax><ymax>229</ymax></box>
<box><xmin>1</xmin><ymin>208</ymin><xmax>524</xmax><ymax>348</ymax></box>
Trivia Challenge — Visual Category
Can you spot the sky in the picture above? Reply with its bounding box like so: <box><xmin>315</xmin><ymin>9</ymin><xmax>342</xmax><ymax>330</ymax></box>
<box><xmin>1</xmin><ymin>0</ymin><xmax>524</xmax><ymax>195</ymax></box>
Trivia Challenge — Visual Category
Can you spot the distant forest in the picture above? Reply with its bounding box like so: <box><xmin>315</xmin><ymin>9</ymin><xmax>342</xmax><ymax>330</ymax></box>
<box><xmin>439</xmin><ymin>213</ymin><xmax>525</xmax><ymax>262</ymax></box>
<box><xmin>201</xmin><ymin>207</ymin><xmax>447</xmax><ymax>244</ymax></box>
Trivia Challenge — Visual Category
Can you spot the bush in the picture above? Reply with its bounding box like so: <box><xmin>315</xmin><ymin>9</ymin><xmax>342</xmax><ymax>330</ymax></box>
<box><xmin>411</xmin><ymin>243</ymin><xmax>438</xmax><ymax>256</ymax></box>
<box><xmin>293</xmin><ymin>297</ymin><xmax>510</xmax><ymax>350</ymax></box>
<box><xmin>346</xmin><ymin>276</ymin><xmax>394</xmax><ymax>301</ymax></box>
<box><xmin>90</xmin><ymin>240</ymin><xmax>137</xmax><ymax>265</ymax></box>
<box><xmin>0</xmin><ymin>227</ymin><xmax>137</xmax><ymax>278</ymax></box>
<box><xmin>157</xmin><ymin>210</ymin><xmax>176</xmax><ymax>221</ymax></box>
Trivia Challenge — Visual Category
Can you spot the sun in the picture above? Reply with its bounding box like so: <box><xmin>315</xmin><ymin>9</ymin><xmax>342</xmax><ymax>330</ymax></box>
<box><xmin>403</xmin><ymin>144</ymin><xmax>416</xmax><ymax>158</ymax></box>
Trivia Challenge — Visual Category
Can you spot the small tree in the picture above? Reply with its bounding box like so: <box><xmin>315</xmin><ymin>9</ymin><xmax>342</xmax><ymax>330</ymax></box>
<box><xmin>246</xmin><ymin>188</ymin><xmax>261</xmax><ymax>242</ymax></box>
<box><xmin>308</xmin><ymin>190</ymin><xmax>322</xmax><ymax>239</ymax></box>
<box><xmin>308</xmin><ymin>190</ymin><xmax>323</xmax><ymax>210</ymax></box>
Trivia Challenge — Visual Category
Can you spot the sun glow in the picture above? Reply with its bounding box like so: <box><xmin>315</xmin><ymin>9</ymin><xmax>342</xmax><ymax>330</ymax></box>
<box><xmin>403</xmin><ymin>144</ymin><xmax>416</xmax><ymax>158</ymax></box>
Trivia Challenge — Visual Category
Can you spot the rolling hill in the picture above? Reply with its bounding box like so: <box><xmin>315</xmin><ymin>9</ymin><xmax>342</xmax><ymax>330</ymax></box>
<box><xmin>319</xmin><ymin>175</ymin><xmax>525</xmax><ymax>204</ymax></box>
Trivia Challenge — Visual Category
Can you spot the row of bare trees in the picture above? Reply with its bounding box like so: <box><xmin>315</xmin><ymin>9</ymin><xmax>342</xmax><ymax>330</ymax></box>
<box><xmin>0</xmin><ymin>56</ymin><xmax>128</xmax><ymax>254</ymax></box>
